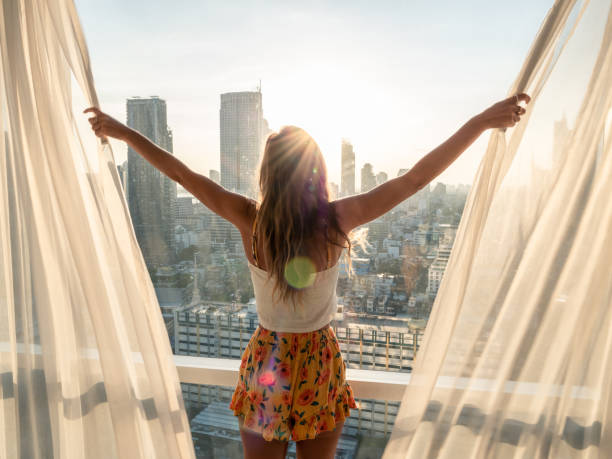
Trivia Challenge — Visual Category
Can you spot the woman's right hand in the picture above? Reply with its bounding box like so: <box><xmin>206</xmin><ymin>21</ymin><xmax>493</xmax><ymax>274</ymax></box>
<box><xmin>476</xmin><ymin>93</ymin><xmax>531</xmax><ymax>130</ymax></box>
<box><xmin>83</xmin><ymin>107</ymin><xmax>132</xmax><ymax>142</ymax></box>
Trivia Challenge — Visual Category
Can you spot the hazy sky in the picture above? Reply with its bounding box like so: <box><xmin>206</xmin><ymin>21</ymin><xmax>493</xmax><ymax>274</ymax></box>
<box><xmin>75</xmin><ymin>0</ymin><xmax>553</xmax><ymax>188</ymax></box>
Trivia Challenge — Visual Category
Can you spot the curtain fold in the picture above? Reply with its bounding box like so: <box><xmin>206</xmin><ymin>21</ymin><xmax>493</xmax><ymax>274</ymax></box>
<box><xmin>384</xmin><ymin>0</ymin><xmax>612</xmax><ymax>457</ymax></box>
<box><xmin>0</xmin><ymin>0</ymin><xmax>194</xmax><ymax>457</ymax></box>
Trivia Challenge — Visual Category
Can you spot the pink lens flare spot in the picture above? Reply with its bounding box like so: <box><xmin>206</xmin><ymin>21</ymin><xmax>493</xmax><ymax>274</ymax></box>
<box><xmin>257</xmin><ymin>370</ymin><xmax>276</xmax><ymax>386</ymax></box>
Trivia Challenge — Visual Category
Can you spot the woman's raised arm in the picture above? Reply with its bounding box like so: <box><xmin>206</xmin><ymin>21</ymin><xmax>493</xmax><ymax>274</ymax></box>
<box><xmin>84</xmin><ymin>107</ymin><xmax>253</xmax><ymax>231</ymax></box>
<box><xmin>333</xmin><ymin>93</ymin><xmax>530</xmax><ymax>234</ymax></box>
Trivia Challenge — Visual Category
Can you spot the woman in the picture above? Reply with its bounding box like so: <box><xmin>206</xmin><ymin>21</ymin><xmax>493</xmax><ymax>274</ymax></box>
<box><xmin>84</xmin><ymin>92</ymin><xmax>529</xmax><ymax>458</ymax></box>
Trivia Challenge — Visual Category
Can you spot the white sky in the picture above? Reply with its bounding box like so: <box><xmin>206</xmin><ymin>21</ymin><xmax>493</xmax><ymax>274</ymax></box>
<box><xmin>75</xmin><ymin>0</ymin><xmax>553</xmax><ymax>188</ymax></box>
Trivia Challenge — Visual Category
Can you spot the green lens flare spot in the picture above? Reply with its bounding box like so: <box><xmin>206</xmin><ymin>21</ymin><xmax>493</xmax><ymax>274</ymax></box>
<box><xmin>284</xmin><ymin>256</ymin><xmax>316</xmax><ymax>289</ymax></box>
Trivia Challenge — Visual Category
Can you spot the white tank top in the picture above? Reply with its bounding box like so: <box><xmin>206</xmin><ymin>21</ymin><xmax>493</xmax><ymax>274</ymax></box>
<box><xmin>249</xmin><ymin>214</ymin><xmax>339</xmax><ymax>332</ymax></box>
<box><xmin>248</xmin><ymin>262</ymin><xmax>340</xmax><ymax>332</ymax></box>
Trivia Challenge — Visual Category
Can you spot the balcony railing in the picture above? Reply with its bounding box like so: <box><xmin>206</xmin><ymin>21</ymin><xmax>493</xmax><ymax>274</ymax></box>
<box><xmin>174</xmin><ymin>355</ymin><xmax>411</xmax><ymax>401</ymax></box>
<box><xmin>174</xmin><ymin>355</ymin><xmax>599</xmax><ymax>401</ymax></box>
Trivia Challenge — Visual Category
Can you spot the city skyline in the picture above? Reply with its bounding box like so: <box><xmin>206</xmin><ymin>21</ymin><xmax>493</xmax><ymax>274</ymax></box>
<box><xmin>120</xmin><ymin>90</ymin><xmax>470</xmax><ymax>199</ymax></box>
<box><xmin>76</xmin><ymin>0</ymin><xmax>552</xmax><ymax>188</ymax></box>
<box><xmin>104</xmin><ymin>13</ymin><xmax>476</xmax><ymax>454</ymax></box>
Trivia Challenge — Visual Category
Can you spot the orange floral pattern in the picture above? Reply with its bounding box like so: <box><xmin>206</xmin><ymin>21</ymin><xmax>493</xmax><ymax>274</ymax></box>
<box><xmin>229</xmin><ymin>324</ymin><xmax>358</xmax><ymax>442</ymax></box>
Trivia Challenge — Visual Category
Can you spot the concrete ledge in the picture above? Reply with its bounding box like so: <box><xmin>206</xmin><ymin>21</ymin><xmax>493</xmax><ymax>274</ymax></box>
<box><xmin>174</xmin><ymin>355</ymin><xmax>410</xmax><ymax>401</ymax></box>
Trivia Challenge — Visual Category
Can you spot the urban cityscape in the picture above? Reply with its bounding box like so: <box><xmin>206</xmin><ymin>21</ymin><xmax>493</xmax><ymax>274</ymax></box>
<box><xmin>3</xmin><ymin>1</ymin><xmax>593</xmax><ymax>457</ymax></box>
<box><xmin>116</xmin><ymin>89</ymin><xmax>472</xmax><ymax>458</ymax></box>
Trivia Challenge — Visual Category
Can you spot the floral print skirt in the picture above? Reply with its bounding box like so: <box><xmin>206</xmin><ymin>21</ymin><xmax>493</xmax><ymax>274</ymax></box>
<box><xmin>229</xmin><ymin>323</ymin><xmax>358</xmax><ymax>442</ymax></box>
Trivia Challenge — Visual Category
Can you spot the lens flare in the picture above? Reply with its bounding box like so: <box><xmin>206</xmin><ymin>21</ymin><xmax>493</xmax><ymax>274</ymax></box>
<box><xmin>257</xmin><ymin>370</ymin><xmax>276</xmax><ymax>387</ymax></box>
<box><xmin>284</xmin><ymin>256</ymin><xmax>316</xmax><ymax>289</ymax></box>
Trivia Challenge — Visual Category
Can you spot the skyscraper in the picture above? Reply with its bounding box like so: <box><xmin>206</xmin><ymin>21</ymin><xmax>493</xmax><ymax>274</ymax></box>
<box><xmin>329</xmin><ymin>181</ymin><xmax>339</xmax><ymax>200</ymax></box>
<box><xmin>341</xmin><ymin>139</ymin><xmax>355</xmax><ymax>197</ymax></box>
<box><xmin>126</xmin><ymin>96</ymin><xmax>177</xmax><ymax>269</ymax></box>
<box><xmin>361</xmin><ymin>162</ymin><xmax>376</xmax><ymax>193</ymax></box>
<box><xmin>209</xmin><ymin>169</ymin><xmax>220</xmax><ymax>184</ymax></box>
<box><xmin>376</xmin><ymin>171</ymin><xmax>388</xmax><ymax>186</ymax></box>
<box><xmin>261</xmin><ymin>118</ymin><xmax>272</xmax><ymax>144</ymax></box>
<box><xmin>219</xmin><ymin>90</ymin><xmax>264</xmax><ymax>198</ymax></box>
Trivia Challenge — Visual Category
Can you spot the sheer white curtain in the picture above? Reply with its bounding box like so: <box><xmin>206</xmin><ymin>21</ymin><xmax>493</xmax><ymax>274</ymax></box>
<box><xmin>0</xmin><ymin>0</ymin><xmax>194</xmax><ymax>457</ymax></box>
<box><xmin>384</xmin><ymin>0</ymin><xmax>612</xmax><ymax>457</ymax></box>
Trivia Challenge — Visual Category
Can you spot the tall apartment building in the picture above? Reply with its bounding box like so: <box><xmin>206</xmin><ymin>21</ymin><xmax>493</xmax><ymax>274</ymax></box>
<box><xmin>341</xmin><ymin>139</ymin><xmax>355</xmax><ymax>197</ymax></box>
<box><xmin>334</xmin><ymin>321</ymin><xmax>420</xmax><ymax>372</ymax></box>
<box><xmin>126</xmin><ymin>96</ymin><xmax>176</xmax><ymax>268</ymax></box>
<box><xmin>174</xmin><ymin>303</ymin><xmax>421</xmax><ymax>373</ymax></box>
<box><xmin>219</xmin><ymin>91</ymin><xmax>265</xmax><ymax>199</ymax></box>
<box><xmin>361</xmin><ymin>163</ymin><xmax>376</xmax><ymax>193</ymax></box>
<box><xmin>174</xmin><ymin>301</ymin><xmax>260</xmax><ymax>410</ymax></box>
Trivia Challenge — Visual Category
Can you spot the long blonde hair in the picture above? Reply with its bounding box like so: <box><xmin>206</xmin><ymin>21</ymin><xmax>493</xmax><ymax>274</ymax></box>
<box><xmin>254</xmin><ymin>126</ymin><xmax>351</xmax><ymax>304</ymax></box>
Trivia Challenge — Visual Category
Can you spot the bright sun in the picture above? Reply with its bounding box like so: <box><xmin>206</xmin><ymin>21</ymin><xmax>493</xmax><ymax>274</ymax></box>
<box><xmin>262</xmin><ymin>66</ymin><xmax>381</xmax><ymax>185</ymax></box>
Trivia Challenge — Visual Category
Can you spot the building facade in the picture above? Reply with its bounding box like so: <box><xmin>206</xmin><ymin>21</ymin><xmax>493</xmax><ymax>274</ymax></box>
<box><xmin>341</xmin><ymin>139</ymin><xmax>355</xmax><ymax>197</ymax></box>
<box><xmin>427</xmin><ymin>245</ymin><xmax>452</xmax><ymax>297</ymax></box>
<box><xmin>176</xmin><ymin>196</ymin><xmax>194</xmax><ymax>219</ymax></box>
<box><xmin>219</xmin><ymin>91</ymin><xmax>264</xmax><ymax>199</ymax></box>
<box><xmin>361</xmin><ymin>163</ymin><xmax>376</xmax><ymax>193</ymax></box>
<box><xmin>329</xmin><ymin>181</ymin><xmax>339</xmax><ymax>200</ymax></box>
<box><xmin>126</xmin><ymin>96</ymin><xmax>176</xmax><ymax>268</ymax></box>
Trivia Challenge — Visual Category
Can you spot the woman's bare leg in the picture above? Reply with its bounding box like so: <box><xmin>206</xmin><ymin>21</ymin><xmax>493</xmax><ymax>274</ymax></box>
<box><xmin>295</xmin><ymin>421</ymin><xmax>344</xmax><ymax>459</ymax></box>
<box><xmin>238</xmin><ymin>416</ymin><xmax>289</xmax><ymax>459</ymax></box>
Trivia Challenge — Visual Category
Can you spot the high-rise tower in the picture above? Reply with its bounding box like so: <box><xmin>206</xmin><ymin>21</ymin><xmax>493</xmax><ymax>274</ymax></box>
<box><xmin>361</xmin><ymin>162</ymin><xmax>376</xmax><ymax>193</ymax></box>
<box><xmin>341</xmin><ymin>139</ymin><xmax>355</xmax><ymax>197</ymax></box>
<box><xmin>126</xmin><ymin>96</ymin><xmax>177</xmax><ymax>269</ymax></box>
<box><xmin>219</xmin><ymin>91</ymin><xmax>264</xmax><ymax>198</ymax></box>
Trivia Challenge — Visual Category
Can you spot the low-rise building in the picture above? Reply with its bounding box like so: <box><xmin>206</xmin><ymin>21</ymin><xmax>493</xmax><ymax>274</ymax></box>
<box><xmin>427</xmin><ymin>245</ymin><xmax>452</xmax><ymax>297</ymax></box>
